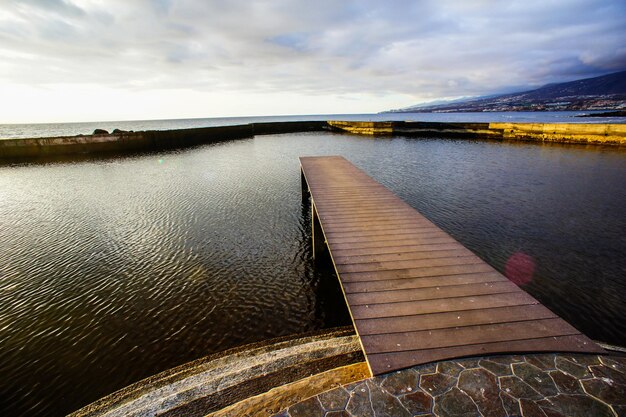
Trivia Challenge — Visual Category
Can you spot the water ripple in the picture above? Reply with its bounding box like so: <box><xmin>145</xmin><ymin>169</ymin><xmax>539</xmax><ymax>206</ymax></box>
<box><xmin>0</xmin><ymin>133</ymin><xmax>624</xmax><ymax>416</ymax></box>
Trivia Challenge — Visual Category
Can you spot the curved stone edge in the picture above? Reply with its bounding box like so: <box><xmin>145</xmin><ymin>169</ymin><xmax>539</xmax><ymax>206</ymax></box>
<box><xmin>68</xmin><ymin>326</ymin><xmax>365</xmax><ymax>417</ymax></box>
<box><xmin>209</xmin><ymin>362</ymin><xmax>370</xmax><ymax>417</ymax></box>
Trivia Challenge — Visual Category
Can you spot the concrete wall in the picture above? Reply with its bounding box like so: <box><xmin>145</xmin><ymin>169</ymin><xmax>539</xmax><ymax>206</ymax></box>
<box><xmin>1</xmin><ymin>120</ymin><xmax>624</xmax><ymax>160</ymax></box>
<box><xmin>0</xmin><ymin>124</ymin><xmax>255</xmax><ymax>159</ymax></box>
<box><xmin>327</xmin><ymin>120</ymin><xmax>393</xmax><ymax>135</ymax></box>
<box><xmin>0</xmin><ymin>121</ymin><xmax>329</xmax><ymax>159</ymax></box>
<box><xmin>490</xmin><ymin>122</ymin><xmax>626</xmax><ymax>145</ymax></box>
<box><xmin>328</xmin><ymin>120</ymin><xmax>626</xmax><ymax>145</ymax></box>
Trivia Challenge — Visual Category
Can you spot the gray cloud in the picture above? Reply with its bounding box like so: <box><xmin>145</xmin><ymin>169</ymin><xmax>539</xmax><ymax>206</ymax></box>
<box><xmin>0</xmin><ymin>0</ymin><xmax>625</xmax><ymax>107</ymax></box>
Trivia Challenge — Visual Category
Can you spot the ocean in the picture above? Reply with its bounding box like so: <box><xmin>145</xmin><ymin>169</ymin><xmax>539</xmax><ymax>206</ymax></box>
<box><xmin>1</xmin><ymin>111</ymin><xmax>624</xmax><ymax>139</ymax></box>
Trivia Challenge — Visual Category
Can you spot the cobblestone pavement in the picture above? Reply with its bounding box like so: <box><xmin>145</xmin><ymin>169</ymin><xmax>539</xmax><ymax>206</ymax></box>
<box><xmin>272</xmin><ymin>353</ymin><xmax>626</xmax><ymax>417</ymax></box>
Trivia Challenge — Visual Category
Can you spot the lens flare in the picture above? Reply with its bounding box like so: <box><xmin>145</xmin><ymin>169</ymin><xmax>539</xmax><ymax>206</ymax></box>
<box><xmin>505</xmin><ymin>252</ymin><xmax>535</xmax><ymax>286</ymax></box>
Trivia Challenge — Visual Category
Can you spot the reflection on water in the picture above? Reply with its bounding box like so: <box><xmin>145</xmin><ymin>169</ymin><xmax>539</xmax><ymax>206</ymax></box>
<box><xmin>0</xmin><ymin>133</ymin><xmax>624</xmax><ymax>416</ymax></box>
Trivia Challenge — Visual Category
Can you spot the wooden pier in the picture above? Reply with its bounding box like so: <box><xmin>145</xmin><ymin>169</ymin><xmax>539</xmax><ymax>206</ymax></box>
<box><xmin>300</xmin><ymin>156</ymin><xmax>604</xmax><ymax>375</ymax></box>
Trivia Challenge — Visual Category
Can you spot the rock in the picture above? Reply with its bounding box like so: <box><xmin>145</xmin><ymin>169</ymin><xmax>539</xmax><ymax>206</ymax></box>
<box><xmin>512</xmin><ymin>362</ymin><xmax>558</xmax><ymax>396</ymax></box>
<box><xmin>318</xmin><ymin>387</ymin><xmax>350</xmax><ymax>411</ymax></box>
<box><xmin>458</xmin><ymin>368</ymin><xmax>506</xmax><ymax>416</ymax></box>
<box><xmin>367</xmin><ymin>380</ymin><xmax>411</xmax><ymax>417</ymax></box>
<box><xmin>399</xmin><ymin>391</ymin><xmax>432</xmax><ymax>414</ymax></box>
<box><xmin>420</xmin><ymin>372</ymin><xmax>456</xmax><ymax>396</ymax></box>
<box><xmin>434</xmin><ymin>388</ymin><xmax>479</xmax><ymax>417</ymax></box>
<box><xmin>112</xmin><ymin>129</ymin><xmax>128</xmax><ymax>134</ymax></box>
<box><xmin>93</xmin><ymin>129</ymin><xmax>109</xmax><ymax>135</ymax></box>
<box><xmin>381</xmin><ymin>369</ymin><xmax>420</xmax><ymax>395</ymax></box>
<box><xmin>288</xmin><ymin>396</ymin><xmax>324</xmax><ymax>417</ymax></box>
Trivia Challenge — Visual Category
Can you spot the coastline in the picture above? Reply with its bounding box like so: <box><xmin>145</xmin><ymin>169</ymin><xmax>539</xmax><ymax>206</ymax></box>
<box><xmin>1</xmin><ymin>120</ymin><xmax>625</xmax><ymax>161</ymax></box>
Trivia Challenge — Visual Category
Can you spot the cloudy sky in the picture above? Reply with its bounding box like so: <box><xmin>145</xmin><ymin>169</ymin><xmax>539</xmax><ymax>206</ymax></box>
<box><xmin>1</xmin><ymin>0</ymin><xmax>625</xmax><ymax>123</ymax></box>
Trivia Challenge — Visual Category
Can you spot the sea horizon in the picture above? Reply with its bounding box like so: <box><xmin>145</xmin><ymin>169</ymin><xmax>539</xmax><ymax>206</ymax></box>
<box><xmin>1</xmin><ymin>110</ymin><xmax>625</xmax><ymax>140</ymax></box>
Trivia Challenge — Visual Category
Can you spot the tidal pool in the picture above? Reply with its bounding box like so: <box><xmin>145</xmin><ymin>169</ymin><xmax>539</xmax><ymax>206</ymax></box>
<box><xmin>0</xmin><ymin>132</ymin><xmax>624</xmax><ymax>416</ymax></box>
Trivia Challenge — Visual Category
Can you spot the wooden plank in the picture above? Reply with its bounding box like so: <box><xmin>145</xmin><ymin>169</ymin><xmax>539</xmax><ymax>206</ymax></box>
<box><xmin>330</xmin><ymin>235</ymin><xmax>455</xmax><ymax>250</ymax></box>
<box><xmin>349</xmin><ymin>292</ymin><xmax>539</xmax><ymax>320</ymax></box>
<box><xmin>345</xmin><ymin>281</ymin><xmax>520</xmax><ymax>305</ymax></box>
<box><xmin>328</xmin><ymin>232</ymin><xmax>450</xmax><ymax>246</ymax></box>
<box><xmin>342</xmin><ymin>272</ymin><xmax>506</xmax><ymax>293</ymax></box>
<box><xmin>321</xmin><ymin>216</ymin><xmax>434</xmax><ymax>228</ymax></box>
<box><xmin>299</xmin><ymin>155</ymin><xmax>603</xmax><ymax>375</ymax></box>
<box><xmin>360</xmin><ymin>318</ymin><xmax>579</xmax><ymax>353</ymax></box>
<box><xmin>325</xmin><ymin>227</ymin><xmax>442</xmax><ymax>240</ymax></box>
<box><xmin>331</xmin><ymin>241</ymin><xmax>461</xmax><ymax>257</ymax></box>
<box><xmin>323</xmin><ymin>222</ymin><xmax>437</xmax><ymax>234</ymax></box>
<box><xmin>340</xmin><ymin>263</ymin><xmax>497</xmax><ymax>282</ymax></box>
<box><xmin>354</xmin><ymin>304</ymin><xmax>558</xmax><ymax>335</ymax></box>
<box><xmin>335</xmin><ymin>255</ymin><xmax>485</xmax><ymax>274</ymax></box>
<box><xmin>366</xmin><ymin>335</ymin><xmax>605</xmax><ymax>375</ymax></box>
<box><xmin>333</xmin><ymin>244</ymin><xmax>469</xmax><ymax>265</ymax></box>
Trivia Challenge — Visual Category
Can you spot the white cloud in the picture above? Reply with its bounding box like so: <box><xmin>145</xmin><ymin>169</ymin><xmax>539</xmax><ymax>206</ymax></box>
<box><xmin>0</xmin><ymin>0</ymin><xmax>624</xmax><ymax>122</ymax></box>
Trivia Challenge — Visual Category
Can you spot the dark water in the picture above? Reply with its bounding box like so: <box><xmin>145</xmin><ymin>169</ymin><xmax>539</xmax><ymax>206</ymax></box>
<box><xmin>0</xmin><ymin>133</ymin><xmax>624</xmax><ymax>416</ymax></box>
<box><xmin>1</xmin><ymin>111</ymin><xmax>624</xmax><ymax>139</ymax></box>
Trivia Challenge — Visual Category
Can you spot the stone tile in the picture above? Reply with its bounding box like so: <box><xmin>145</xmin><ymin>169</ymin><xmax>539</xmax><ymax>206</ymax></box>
<box><xmin>479</xmin><ymin>359</ymin><xmax>513</xmax><ymax>376</ymax></box>
<box><xmin>367</xmin><ymin>380</ymin><xmax>411</xmax><ymax>417</ymax></box>
<box><xmin>326</xmin><ymin>411</ymin><xmax>350</xmax><ymax>417</ymax></box>
<box><xmin>599</xmin><ymin>356</ymin><xmax>626</xmax><ymax>374</ymax></box>
<box><xmin>343</xmin><ymin>382</ymin><xmax>361</xmax><ymax>392</ymax></box>
<box><xmin>535</xmin><ymin>399</ymin><xmax>567</xmax><ymax>417</ymax></box>
<box><xmin>564</xmin><ymin>354</ymin><xmax>601</xmax><ymax>367</ymax></box>
<box><xmin>555</xmin><ymin>357</ymin><xmax>591</xmax><ymax>379</ymax></box>
<box><xmin>581</xmin><ymin>377</ymin><xmax>626</xmax><ymax>405</ymax></box>
<box><xmin>549</xmin><ymin>370</ymin><xmax>584</xmax><ymax>395</ymax></box>
<box><xmin>433</xmin><ymin>387</ymin><xmax>479</xmax><ymax>417</ymax></box>
<box><xmin>500</xmin><ymin>392</ymin><xmax>522</xmax><ymax>417</ymax></box>
<box><xmin>345</xmin><ymin>382</ymin><xmax>374</xmax><ymax>417</ymax></box>
<box><xmin>370</xmin><ymin>373</ymin><xmax>387</xmax><ymax>387</ymax></box>
<box><xmin>525</xmin><ymin>354</ymin><xmax>556</xmax><ymax>371</ymax></box>
<box><xmin>539</xmin><ymin>408</ymin><xmax>567</xmax><ymax>417</ymax></box>
<box><xmin>381</xmin><ymin>369</ymin><xmax>420</xmax><ymax>396</ymax></box>
<box><xmin>455</xmin><ymin>357</ymin><xmax>481</xmax><ymax>369</ymax></box>
<box><xmin>419</xmin><ymin>372</ymin><xmax>456</xmax><ymax>396</ymax></box>
<box><xmin>538</xmin><ymin>394</ymin><xmax>615</xmax><ymax>417</ymax></box>
<box><xmin>613</xmin><ymin>405</ymin><xmax>626</xmax><ymax>417</ymax></box>
<box><xmin>437</xmin><ymin>361</ymin><xmax>464</xmax><ymax>376</ymax></box>
<box><xmin>590</xmin><ymin>364</ymin><xmax>626</xmax><ymax>386</ymax></box>
<box><xmin>289</xmin><ymin>396</ymin><xmax>324</xmax><ymax>417</ymax></box>
<box><xmin>318</xmin><ymin>387</ymin><xmax>350</xmax><ymax>411</ymax></box>
<box><xmin>398</xmin><ymin>391</ymin><xmax>433</xmax><ymax>415</ymax></box>
<box><xmin>458</xmin><ymin>368</ymin><xmax>506</xmax><ymax>417</ymax></box>
<box><xmin>499</xmin><ymin>376</ymin><xmax>543</xmax><ymax>400</ymax></box>
<box><xmin>601</xmin><ymin>355</ymin><xmax>626</xmax><ymax>366</ymax></box>
<box><xmin>519</xmin><ymin>399</ymin><xmax>548</xmax><ymax>417</ymax></box>
<box><xmin>488</xmin><ymin>355</ymin><xmax>524</xmax><ymax>365</ymax></box>
<box><xmin>277</xmin><ymin>354</ymin><xmax>626</xmax><ymax>417</ymax></box>
<box><xmin>512</xmin><ymin>362</ymin><xmax>558</xmax><ymax>396</ymax></box>
<box><xmin>414</xmin><ymin>362</ymin><xmax>438</xmax><ymax>374</ymax></box>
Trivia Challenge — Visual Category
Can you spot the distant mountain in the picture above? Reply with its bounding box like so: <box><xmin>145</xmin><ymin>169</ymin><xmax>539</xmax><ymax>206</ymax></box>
<box><xmin>390</xmin><ymin>70</ymin><xmax>626</xmax><ymax>113</ymax></box>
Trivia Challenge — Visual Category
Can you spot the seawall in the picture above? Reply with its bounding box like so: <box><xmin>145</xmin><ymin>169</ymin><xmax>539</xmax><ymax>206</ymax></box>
<box><xmin>1</xmin><ymin>120</ymin><xmax>624</xmax><ymax>160</ymax></box>
<box><xmin>0</xmin><ymin>121</ymin><xmax>327</xmax><ymax>159</ymax></box>
<box><xmin>490</xmin><ymin>122</ymin><xmax>626</xmax><ymax>145</ymax></box>
<box><xmin>328</xmin><ymin>120</ymin><xmax>626</xmax><ymax>145</ymax></box>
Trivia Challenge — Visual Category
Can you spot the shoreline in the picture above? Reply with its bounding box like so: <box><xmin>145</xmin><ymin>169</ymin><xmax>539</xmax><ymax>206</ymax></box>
<box><xmin>1</xmin><ymin>120</ymin><xmax>625</xmax><ymax>161</ymax></box>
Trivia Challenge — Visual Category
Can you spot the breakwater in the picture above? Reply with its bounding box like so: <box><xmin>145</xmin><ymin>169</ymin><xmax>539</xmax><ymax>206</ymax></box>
<box><xmin>328</xmin><ymin>120</ymin><xmax>626</xmax><ymax>145</ymax></box>
<box><xmin>1</xmin><ymin>120</ymin><xmax>624</xmax><ymax>159</ymax></box>
<box><xmin>0</xmin><ymin>121</ymin><xmax>327</xmax><ymax>159</ymax></box>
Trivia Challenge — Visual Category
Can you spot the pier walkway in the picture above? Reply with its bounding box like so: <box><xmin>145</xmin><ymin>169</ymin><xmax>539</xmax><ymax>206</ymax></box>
<box><xmin>300</xmin><ymin>156</ymin><xmax>603</xmax><ymax>375</ymax></box>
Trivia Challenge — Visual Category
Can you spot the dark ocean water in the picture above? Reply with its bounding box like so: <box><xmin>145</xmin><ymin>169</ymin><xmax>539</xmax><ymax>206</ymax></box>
<box><xmin>1</xmin><ymin>111</ymin><xmax>624</xmax><ymax>139</ymax></box>
<box><xmin>0</xmin><ymin>115</ymin><xmax>624</xmax><ymax>416</ymax></box>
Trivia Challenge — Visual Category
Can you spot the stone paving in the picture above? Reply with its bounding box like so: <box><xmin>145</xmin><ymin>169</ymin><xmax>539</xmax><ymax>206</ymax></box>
<box><xmin>272</xmin><ymin>353</ymin><xmax>626</xmax><ymax>417</ymax></box>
